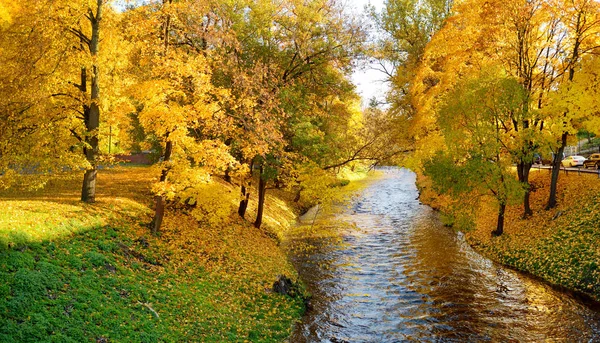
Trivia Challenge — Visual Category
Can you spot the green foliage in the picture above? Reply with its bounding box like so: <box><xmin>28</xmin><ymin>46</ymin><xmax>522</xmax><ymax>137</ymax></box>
<box><xmin>427</xmin><ymin>72</ymin><xmax>526</xmax><ymax>202</ymax></box>
<box><xmin>423</xmin><ymin>71</ymin><xmax>528</xmax><ymax>232</ymax></box>
<box><xmin>372</xmin><ymin>0</ymin><xmax>451</xmax><ymax>111</ymax></box>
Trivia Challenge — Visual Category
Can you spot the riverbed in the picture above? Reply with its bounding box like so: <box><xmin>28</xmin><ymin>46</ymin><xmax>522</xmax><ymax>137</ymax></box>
<box><xmin>285</xmin><ymin>168</ymin><xmax>600</xmax><ymax>342</ymax></box>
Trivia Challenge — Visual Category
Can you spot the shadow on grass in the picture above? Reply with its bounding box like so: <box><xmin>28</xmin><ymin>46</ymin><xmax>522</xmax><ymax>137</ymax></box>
<box><xmin>0</xmin><ymin>166</ymin><xmax>305</xmax><ymax>342</ymax></box>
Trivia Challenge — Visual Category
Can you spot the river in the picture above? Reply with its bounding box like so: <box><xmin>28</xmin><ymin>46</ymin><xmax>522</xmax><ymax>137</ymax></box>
<box><xmin>285</xmin><ymin>168</ymin><xmax>600</xmax><ymax>342</ymax></box>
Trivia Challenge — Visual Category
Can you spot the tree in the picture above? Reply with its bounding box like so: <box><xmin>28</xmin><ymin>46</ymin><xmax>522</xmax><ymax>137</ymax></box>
<box><xmin>410</xmin><ymin>0</ymin><xmax>599</xmax><ymax>218</ymax></box>
<box><xmin>210</xmin><ymin>0</ymin><xmax>365</xmax><ymax>228</ymax></box>
<box><xmin>0</xmin><ymin>1</ymin><xmax>128</xmax><ymax>198</ymax></box>
<box><xmin>369</xmin><ymin>0</ymin><xmax>451</xmax><ymax>162</ymax></box>
<box><xmin>125</xmin><ymin>0</ymin><xmax>237</xmax><ymax>234</ymax></box>
<box><xmin>426</xmin><ymin>70</ymin><xmax>526</xmax><ymax>235</ymax></box>
<box><xmin>543</xmin><ymin>0</ymin><xmax>600</xmax><ymax>209</ymax></box>
<box><xmin>71</xmin><ymin>0</ymin><xmax>104</xmax><ymax>203</ymax></box>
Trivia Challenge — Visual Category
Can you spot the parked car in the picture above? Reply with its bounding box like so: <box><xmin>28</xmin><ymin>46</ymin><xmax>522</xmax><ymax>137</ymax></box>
<box><xmin>561</xmin><ymin>155</ymin><xmax>586</xmax><ymax>167</ymax></box>
<box><xmin>583</xmin><ymin>153</ymin><xmax>600</xmax><ymax>169</ymax></box>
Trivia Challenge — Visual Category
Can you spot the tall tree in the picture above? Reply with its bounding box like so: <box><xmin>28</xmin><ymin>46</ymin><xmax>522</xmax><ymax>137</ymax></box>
<box><xmin>211</xmin><ymin>0</ymin><xmax>365</xmax><ymax>228</ymax></box>
<box><xmin>75</xmin><ymin>0</ymin><xmax>104</xmax><ymax>203</ymax></box>
<box><xmin>544</xmin><ymin>0</ymin><xmax>600</xmax><ymax>209</ymax></box>
<box><xmin>426</xmin><ymin>70</ymin><xmax>526</xmax><ymax>235</ymax></box>
<box><xmin>0</xmin><ymin>0</ymin><xmax>127</xmax><ymax>196</ymax></box>
<box><xmin>125</xmin><ymin>0</ymin><xmax>237</xmax><ymax>234</ymax></box>
<box><xmin>370</xmin><ymin>0</ymin><xmax>451</xmax><ymax>163</ymax></box>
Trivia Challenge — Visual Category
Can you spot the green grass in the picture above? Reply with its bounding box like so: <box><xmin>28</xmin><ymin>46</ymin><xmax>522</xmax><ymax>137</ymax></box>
<box><xmin>0</xmin><ymin>167</ymin><xmax>305</xmax><ymax>342</ymax></box>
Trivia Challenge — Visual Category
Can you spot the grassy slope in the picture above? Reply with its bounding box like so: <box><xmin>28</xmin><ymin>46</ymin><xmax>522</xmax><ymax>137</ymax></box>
<box><xmin>461</xmin><ymin>170</ymin><xmax>600</xmax><ymax>301</ymax></box>
<box><xmin>0</xmin><ymin>166</ymin><xmax>304</xmax><ymax>342</ymax></box>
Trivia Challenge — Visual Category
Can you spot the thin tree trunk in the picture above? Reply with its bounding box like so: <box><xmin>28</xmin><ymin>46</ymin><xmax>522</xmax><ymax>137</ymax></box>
<box><xmin>152</xmin><ymin>195</ymin><xmax>166</xmax><ymax>235</ymax></box>
<box><xmin>150</xmin><ymin>0</ymin><xmax>173</xmax><ymax>235</ymax></box>
<box><xmin>492</xmin><ymin>202</ymin><xmax>506</xmax><ymax>236</ymax></box>
<box><xmin>238</xmin><ymin>184</ymin><xmax>250</xmax><ymax>218</ymax></box>
<box><xmin>81</xmin><ymin>1</ymin><xmax>103</xmax><ymax>203</ymax></box>
<box><xmin>254</xmin><ymin>164</ymin><xmax>267</xmax><ymax>229</ymax></box>
<box><xmin>517</xmin><ymin>161</ymin><xmax>533</xmax><ymax>218</ymax></box>
<box><xmin>546</xmin><ymin>19</ymin><xmax>583</xmax><ymax>209</ymax></box>
<box><xmin>546</xmin><ymin>132</ymin><xmax>567</xmax><ymax>210</ymax></box>
<box><xmin>237</xmin><ymin>160</ymin><xmax>253</xmax><ymax>218</ymax></box>
<box><xmin>151</xmin><ymin>140</ymin><xmax>173</xmax><ymax>235</ymax></box>
<box><xmin>293</xmin><ymin>187</ymin><xmax>302</xmax><ymax>203</ymax></box>
<box><xmin>224</xmin><ymin>167</ymin><xmax>231</xmax><ymax>183</ymax></box>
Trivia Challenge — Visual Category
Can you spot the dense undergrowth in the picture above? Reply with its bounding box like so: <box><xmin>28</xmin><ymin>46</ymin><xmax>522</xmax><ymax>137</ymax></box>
<box><xmin>420</xmin><ymin>168</ymin><xmax>600</xmax><ymax>302</ymax></box>
<box><xmin>0</xmin><ymin>166</ymin><xmax>307</xmax><ymax>342</ymax></box>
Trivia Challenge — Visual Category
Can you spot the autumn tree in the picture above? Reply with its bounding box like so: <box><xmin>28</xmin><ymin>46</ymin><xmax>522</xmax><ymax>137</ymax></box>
<box><xmin>372</xmin><ymin>0</ymin><xmax>451</xmax><ymax>111</ymax></box>
<box><xmin>409</xmin><ymin>0</ymin><xmax>598</xmax><ymax>218</ymax></box>
<box><xmin>209</xmin><ymin>0</ymin><xmax>365</xmax><ymax>228</ymax></box>
<box><xmin>368</xmin><ymin>0</ymin><xmax>451</xmax><ymax>168</ymax></box>
<box><xmin>125</xmin><ymin>0</ymin><xmax>245</xmax><ymax>234</ymax></box>
<box><xmin>69</xmin><ymin>0</ymin><xmax>105</xmax><ymax>202</ymax></box>
<box><xmin>543</xmin><ymin>0</ymin><xmax>600</xmax><ymax>209</ymax></box>
<box><xmin>0</xmin><ymin>1</ymin><xmax>128</xmax><ymax>198</ymax></box>
<box><xmin>426</xmin><ymin>71</ymin><xmax>526</xmax><ymax>236</ymax></box>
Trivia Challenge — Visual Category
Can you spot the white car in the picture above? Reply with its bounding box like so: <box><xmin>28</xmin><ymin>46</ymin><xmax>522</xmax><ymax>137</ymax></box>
<box><xmin>561</xmin><ymin>155</ymin><xmax>586</xmax><ymax>167</ymax></box>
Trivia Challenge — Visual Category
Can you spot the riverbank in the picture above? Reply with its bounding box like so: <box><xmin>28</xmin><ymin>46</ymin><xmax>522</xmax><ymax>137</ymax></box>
<box><xmin>419</xmin><ymin>169</ymin><xmax>600</xmax><ymax>302</ymax></box>
<box><xmin>0</xmin><ymin>166</ymin><xmax>310</xmax><ymax>342</ymax></box>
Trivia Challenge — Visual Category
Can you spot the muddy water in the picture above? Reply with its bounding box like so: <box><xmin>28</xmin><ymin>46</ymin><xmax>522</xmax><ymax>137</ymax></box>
<box><xmin>286</xmin><ymin>168</ymin><xmax>600</xmax><ymax>343</ymax></box>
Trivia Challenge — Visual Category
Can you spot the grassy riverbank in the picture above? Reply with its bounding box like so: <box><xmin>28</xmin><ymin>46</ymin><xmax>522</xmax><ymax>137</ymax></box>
<box><xmin>0</xmin><ymin>166</ymin><xmax>308</xmax><ymax>342</ymax></box>
<box><xmin>420</xmin><ymin>169</ymin><xmax>600</xmax><ymax>302</ymax></box>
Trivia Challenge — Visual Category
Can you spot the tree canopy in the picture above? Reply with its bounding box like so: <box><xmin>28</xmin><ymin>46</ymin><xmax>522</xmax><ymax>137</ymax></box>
<box><xmin>0</xmin><ymin>0</ymin><xmax>406</xmax><ymax>233</ymax></box>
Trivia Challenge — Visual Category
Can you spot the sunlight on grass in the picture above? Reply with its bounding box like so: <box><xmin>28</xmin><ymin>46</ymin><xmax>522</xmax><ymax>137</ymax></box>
<box><xmin>0</xmin><ymin>166</ymin><xmax>153</xmax><ymax>248</ymax></box>
<box><xmin>0</xmin><ymin>166</ymin><xmax>306</xmax><ymax>342</ymax></box>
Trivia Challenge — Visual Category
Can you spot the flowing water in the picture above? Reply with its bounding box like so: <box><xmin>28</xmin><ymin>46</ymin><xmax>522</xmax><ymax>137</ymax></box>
<box><xmin>286</xmin><ymin>168</ymin><xmax>600</xmax><ymax>343</ymax></box>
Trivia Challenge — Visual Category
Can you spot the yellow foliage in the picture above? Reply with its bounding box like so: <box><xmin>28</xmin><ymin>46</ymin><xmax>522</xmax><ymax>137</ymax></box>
<box><xmin>185</xmin><ymin>182</ymin><xmax>238</xmax><ymax>227</ymax></box>
<box><xmin>0</xmin><ymin>2</ymin><xmax>17</xmax><ymax>27</ymax></box>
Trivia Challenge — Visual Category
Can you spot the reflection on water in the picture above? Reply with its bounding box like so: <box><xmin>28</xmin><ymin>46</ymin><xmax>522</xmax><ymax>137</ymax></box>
<box><xmin>285</xmin><ymin>168</ymin><xmax>600</xmax><ymax>343</ymax></box>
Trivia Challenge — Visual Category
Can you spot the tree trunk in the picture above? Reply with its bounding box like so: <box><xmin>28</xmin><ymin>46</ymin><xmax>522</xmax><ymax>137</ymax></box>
<box><xmin>80</xmin><ymin>1</ymin><xmax>103</xmax><ymax>203</ymax></box>
<box><xmin>254</xmin><ymin>164</ymin><xmax>267</xmax><ymax>229</ymax></box>
<box><xmin>546</xmin><ymin>132</ymin><xmax>567</xmax><ymax>210</ymax></box>
<box><xmin>492</xmin><ymin>202</ymin><xmax>506</xmax><ymax>236</ymax></box>
<box><xmin>150</xmin><ymin>0</ymin><xmax>174</xmax><ymax>235</ymax></box>
<box><xmin>151</xmin><ymin>195</ymin><xmax>166</xmax><ymax>236</ymax></box>
<box><xmin>151</xmin><ymin>140</ymin><xmax>173</xmax><ymax>235</ymax></box>
<box><xmin>238</xmin><ymin>184</ymin><xmax>249</xmax><ymax>218</ymax></box>
<box><xmin>516</xmin><ymin>161</ymin><xmax>533</xmax><ymax>218</ymax></box>
<box><xmin>237</xmin><ymin>160</ymin><xmax>253</xmax><ymax>218</ymax></box>
<box><xmin>81</xmin><ymin>168</ymin><xmax>97</xmax><ymax>203</ymax></box>
<box><xmin>224</xmin><ymin>167</ymin><xmax>232</xmax><ymax>183</ymax></box>
<box><xmin>293</xmin><ymin>187</ymin><xmax>302</xmax><ymax>203</ymax></box>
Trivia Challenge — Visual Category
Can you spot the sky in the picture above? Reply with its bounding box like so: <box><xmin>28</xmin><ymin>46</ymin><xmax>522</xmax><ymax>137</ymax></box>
<box><xmin>347</xmin><ymin>0</ymin><xmax>390</xmax><ymax>107</ymax></box>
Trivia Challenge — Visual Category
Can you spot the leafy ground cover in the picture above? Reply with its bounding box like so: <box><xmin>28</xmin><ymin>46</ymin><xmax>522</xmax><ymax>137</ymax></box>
<box><xmin>0</xmin><ymin>166</ymin><xmax>305</xmax><ymax>342</ymax></box>
<box><xmin>465</xmin><ymin>169</ymin><xmax>600</xmax><ymax>301</ymax></box>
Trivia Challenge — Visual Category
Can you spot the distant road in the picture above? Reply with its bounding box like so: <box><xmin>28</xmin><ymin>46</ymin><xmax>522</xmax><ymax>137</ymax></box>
<box><xmin>532</xmin><ymin>164</ymin><xmax>600</xmax><ymax>176</ymax></box>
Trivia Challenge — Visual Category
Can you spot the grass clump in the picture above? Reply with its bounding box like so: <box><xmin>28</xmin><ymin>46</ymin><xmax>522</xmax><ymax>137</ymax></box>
<box><xmin>0</xmin><ymin>166</ymin><xmax>305</xmax><ymax>342</ymax></box>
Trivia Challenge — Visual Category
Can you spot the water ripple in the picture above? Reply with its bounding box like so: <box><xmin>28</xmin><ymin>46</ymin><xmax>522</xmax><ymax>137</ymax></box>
<box><xmin>287</xmin><ymin>168</ymin><xmax>600</xmax><ymax>342</ymax></box>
